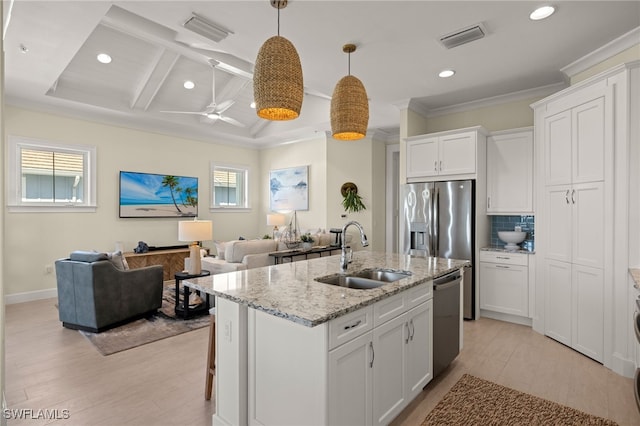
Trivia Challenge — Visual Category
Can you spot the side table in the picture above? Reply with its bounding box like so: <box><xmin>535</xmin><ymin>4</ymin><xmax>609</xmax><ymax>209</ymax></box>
<box><xmin>174</xmin><ymin>270</ymin><xmax>211</xmax><ymax>319</ymax></box>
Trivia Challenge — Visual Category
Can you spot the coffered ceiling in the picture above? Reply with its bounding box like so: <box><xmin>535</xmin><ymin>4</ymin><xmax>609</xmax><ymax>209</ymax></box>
<box><xmin>3</xmin><ymin>1</ymin><xmax>639</xmax><ymax>148</ymax></box>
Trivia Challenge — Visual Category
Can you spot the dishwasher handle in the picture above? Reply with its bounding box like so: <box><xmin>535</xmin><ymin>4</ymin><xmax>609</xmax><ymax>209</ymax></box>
<box><xmin>433</xmin><ymin>270</ymin><xmax>462</xmax><ymax>291</ymax></box>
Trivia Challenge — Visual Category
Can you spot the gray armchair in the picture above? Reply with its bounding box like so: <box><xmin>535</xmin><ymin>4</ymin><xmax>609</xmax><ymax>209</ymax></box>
<box><xmin>55</xmin><ymin>251</ymin><xmax>164</xmax><ymax>332</ymax></box>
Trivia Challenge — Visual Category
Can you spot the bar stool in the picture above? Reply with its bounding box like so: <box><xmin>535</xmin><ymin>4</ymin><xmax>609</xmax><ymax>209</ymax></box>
<box><xmin>205</xmin><ymin>307</ymin><xmax>216</xmax><ymax>400</ymax></box>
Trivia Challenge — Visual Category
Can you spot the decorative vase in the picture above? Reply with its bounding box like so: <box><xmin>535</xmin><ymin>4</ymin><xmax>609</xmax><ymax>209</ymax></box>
<box><xmin>302</xmin><ymin>242</ymin><xmax>313</xmax><ymax>250</ymax></box>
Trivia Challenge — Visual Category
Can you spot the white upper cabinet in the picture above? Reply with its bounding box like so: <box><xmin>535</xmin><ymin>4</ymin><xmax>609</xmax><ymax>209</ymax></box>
<box><xmin>406</xmin><ymin>127</ymin><xmax>486</xmax><ymax>181</ymax></box>
<box><xmin>486</xmin><ymin>128</ymin><xmax>534</xmax><ymax>214</ymax></box>
<box><xmin>543</xmin><ymin>96</ymin><xmax>607</xmax><ymax>186</ymax></box>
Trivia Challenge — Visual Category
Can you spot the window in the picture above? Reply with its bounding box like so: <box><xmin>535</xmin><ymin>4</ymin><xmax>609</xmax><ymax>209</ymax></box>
<box><xmin>211</xmin><ymin>162</ymin><xmax>249</xmax><ymax>209</ymax></box>
<box><xmin>7</xmin><ymin>136</ymin><xmax>96</xmax><ymax>212</ymax></box>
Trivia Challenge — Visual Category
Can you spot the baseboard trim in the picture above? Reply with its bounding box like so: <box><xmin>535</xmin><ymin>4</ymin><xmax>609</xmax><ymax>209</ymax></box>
<box><xmin>611</xmin><ymin>352</ymin><xmax>636</xmax><ymax>379</ymax></box>
<box><xmin>480</xmin><ymin>309</ymin><xmax>533</xmax><ymax>327</ymax></box>
<box><xmin>5</xmin><ymin>288</ymin><xmax>57</xmax><ymax>304</ymax></box>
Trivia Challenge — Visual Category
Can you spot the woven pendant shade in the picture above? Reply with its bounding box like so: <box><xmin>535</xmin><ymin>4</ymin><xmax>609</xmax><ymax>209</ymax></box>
<box><xmin>253</xmin><ymin>35</ymin><xmax>303</xmax><ymax>121</ymax></box>
<box><xmin>331</xmin><ymin>44</ymin><xmax>369</xmax><ymax>141</ymax></box>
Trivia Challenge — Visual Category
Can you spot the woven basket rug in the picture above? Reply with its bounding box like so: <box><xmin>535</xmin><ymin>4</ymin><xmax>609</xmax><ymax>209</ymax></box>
<box><xmin>422</xmin><ymin>374</ymin><xmax>618</xmax><ymax>425</ymax></box>
<box><xmin>79</xmin><ymin>282</ymin><xmax>210</xmax><ymax>356</ymax></box>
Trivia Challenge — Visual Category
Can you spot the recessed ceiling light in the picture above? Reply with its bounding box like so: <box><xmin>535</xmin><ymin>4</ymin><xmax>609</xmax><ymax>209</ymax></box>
<box><xmin>530</xmin><ymin>5</ymin><xmax>555</xmax><ymax>20</ymax></box>
<box><xmin>439</xmin><ymin>69</ymin><xmax>455</xmax><ymax>78</ymax></box>
<box><xmin>19</xmin><ymin>44</ymin><xmax>28</xmax><ymax>54</ymax></box>
<box><xmin>183</xmin><ymin>80</ymin><xmax>195</xmax><ymax>90</ymax></box>
<box><xmin>96</xmin><ymin>53</ymin><xmax>112</xmax><ymax>64</ymax></box>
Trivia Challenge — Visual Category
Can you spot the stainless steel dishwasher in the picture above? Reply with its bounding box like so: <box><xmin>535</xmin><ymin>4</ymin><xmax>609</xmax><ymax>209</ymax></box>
<box><xmin>433</xmin><ymin>269</ymin><xmax>462</xmax><ymax>378</ymax></box>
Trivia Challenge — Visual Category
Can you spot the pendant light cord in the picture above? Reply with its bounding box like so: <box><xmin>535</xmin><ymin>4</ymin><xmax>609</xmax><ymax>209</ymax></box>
<box><xmin>348</xmin><ymin>51</ymin><xmax>351</xmax><ymax>75</ymax></box>
<box><xmin>277</xmin><ymin>6</ymin><xmax>281</xmax><ymax>36</ymax></box>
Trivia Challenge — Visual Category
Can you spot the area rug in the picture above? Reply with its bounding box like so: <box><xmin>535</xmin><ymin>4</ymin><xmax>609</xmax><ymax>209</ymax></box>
<box><xmin>421</xmin><ymin>374</ymin><xmax>618</xmax><ymax>425</ymax></box>
<box><xmin>79</xmin><ymin>282</ymin><xmax>210</xmax><ymax>356</ymax></box>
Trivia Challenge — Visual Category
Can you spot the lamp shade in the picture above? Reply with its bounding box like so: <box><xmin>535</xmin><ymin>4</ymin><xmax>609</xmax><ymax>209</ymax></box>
<box><xmin>331</xmin><ymin>75</ymin><xmax>369</xmax><ymax>140</ymax></box>
<box><xmin>267</xmin><ymin>213</ymin><xmax>286</xmax><ymax>226</ymax></box>
<box><xmin>253</xmin><ymin>35</ymin><xmax>303</xmax><ymax>121</ymax></box>
<box><xmin>178</xmin><ymin>220</ymin><xmax>213</xmax><ymax>242</ymax></box>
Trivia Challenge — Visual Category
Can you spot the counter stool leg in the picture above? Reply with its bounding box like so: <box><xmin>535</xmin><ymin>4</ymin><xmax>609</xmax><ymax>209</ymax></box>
<box><xmin>205</xmin><ymin>313</ymin><xmax>216</xmax><ymax>400</ymax></box>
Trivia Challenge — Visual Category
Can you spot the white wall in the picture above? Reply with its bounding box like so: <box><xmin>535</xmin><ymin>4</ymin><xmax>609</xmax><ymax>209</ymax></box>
<box><xmin>259</xmin><ymin>136</ymin><xmax>327</xmax><ymax>236</ymax></box>
<box><xmin>4</xmin><ymin>107</ymin><xmax>260</xmax><ymax>298</ymax></box>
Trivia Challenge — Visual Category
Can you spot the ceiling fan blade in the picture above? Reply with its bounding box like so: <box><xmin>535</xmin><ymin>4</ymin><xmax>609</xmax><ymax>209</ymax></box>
<box><xmin>160</xmin><ymin>110</ymin><xmax>206</xmax><ymax>115</ymax></box>
<box><xmin>215</xmin><ymin>99</ymin><xmax>235</xmax><ymax>113</ymax></box>
<box><xmin>205</xmin><ymin>114</ymin><xmax>220</xmax><ymax>124</ymax></box>
<box><xmin>219</xmin><ymin>115</ymin><xmax>245</xmax><ymax>128</ymax></box>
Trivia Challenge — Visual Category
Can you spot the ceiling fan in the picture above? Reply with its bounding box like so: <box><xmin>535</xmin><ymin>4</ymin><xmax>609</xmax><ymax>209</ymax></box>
<box><xmin>161</xmin><ymin>61</ymin><xmax>246</xmax><ymax>127</ymax></box>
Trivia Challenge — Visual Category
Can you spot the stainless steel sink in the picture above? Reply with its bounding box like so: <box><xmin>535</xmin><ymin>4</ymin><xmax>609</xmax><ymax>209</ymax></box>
<box><xmin>315</xmin><ymin>268</ymin><xmax>411</xmax><ymax>290</ymax></box>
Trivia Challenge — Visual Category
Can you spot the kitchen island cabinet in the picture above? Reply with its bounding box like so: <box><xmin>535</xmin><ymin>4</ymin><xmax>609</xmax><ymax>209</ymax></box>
<box><xmin>185</xmin><ymin>252</ymin><xmax>467</xmax><ymax>426</ymax></box>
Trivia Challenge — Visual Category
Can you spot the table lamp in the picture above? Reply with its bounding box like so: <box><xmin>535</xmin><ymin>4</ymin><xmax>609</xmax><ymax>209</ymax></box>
<box><xmin>267</xmin><ymin>213</ymin><xmax>285</xmax><ymax>240</ymax></box>
<box><xmin>178</xmin><ymin>219</ymin><xmax>213</xmax><ymax>275</ymax></box>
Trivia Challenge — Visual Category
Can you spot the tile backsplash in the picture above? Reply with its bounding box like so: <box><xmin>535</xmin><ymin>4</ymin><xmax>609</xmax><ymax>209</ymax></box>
<box><xmin>490</xmin><ymin>215</ymin><xmax>535</xmax><ymax>251</ymax></box>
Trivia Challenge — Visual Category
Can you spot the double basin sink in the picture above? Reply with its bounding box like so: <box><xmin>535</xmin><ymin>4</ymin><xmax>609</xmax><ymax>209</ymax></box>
<box><xmin>315</xmin><ymin>268</ymin><xmax>411</xmax><ymax>290</ymax></box>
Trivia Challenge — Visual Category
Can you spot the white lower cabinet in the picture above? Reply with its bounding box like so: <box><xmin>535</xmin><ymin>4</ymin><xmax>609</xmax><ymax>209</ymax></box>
<box><xmin>479</xmin><ymin>251</ymin><xmax>529</xmax><ymax>318</ymax></box>
<box><xmin>328</xmin><ymin>296</ymin><xmax>433</xmax><ymax>426</ymax></box>
<box><xmin>544</xmin><ymin>259</ymin><xmax>604</xmax><ymax>362</ymax></box>
<box><xmin>246</xmin><ymin>282</ymin><xmax>434</xmax><ymax>426</ymax></box>
<box><xmin>328</xmin><ymin>331</ymin><xmax>373</xmax><ymax>426</ymax></box>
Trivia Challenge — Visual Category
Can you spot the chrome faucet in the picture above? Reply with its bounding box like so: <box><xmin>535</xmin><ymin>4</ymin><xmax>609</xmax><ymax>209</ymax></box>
<box><xmin>340</xmin><ymin>221</ymin><xmax>369</xmax><ymax>271</ymax></box>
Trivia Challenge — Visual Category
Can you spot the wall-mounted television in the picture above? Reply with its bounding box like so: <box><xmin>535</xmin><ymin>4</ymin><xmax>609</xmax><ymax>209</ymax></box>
<box><xmin>119</xmin><ymin>171</ymin><xmax>198</xmax><ymax>218</ymax></box>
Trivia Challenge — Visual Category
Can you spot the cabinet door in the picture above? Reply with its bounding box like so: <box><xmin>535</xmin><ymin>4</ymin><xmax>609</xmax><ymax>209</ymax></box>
<box><xmin>406</xmin><ymin>137</ymin><xmax>438</xmax><ymax>178</ymax></box>
<box><xmin>544</xmin><ymin>259</ymin><xmax>572</xmax><ymax>346</ymax></box>
<box><xmin>544</xmin><ymin>110</ymin><xmax>572</xmax><ymax>186</ymax></box>
<box><xmin>544</xmin><ymin>185</ymin><xmax>573</xmax><ymax>263</ymax></box>
<box><xmin>572</xmin><ymin>265</ymin><xmax>604</xmax><ymax>363</ymax></box>
<box><xmin>372</xmin><ymin>313</ymin><xmax>407</xmax><ymax>426</ymax></box>
<box><xmin>572</xmin><ymin>97</ymin><xmax>606</xmax><ymax>184</ymax></box>
<box><xmin>486</xmin><ymin>131</ymin><xmax>533</xmax><ymax>214</ymax></box>
<box><xmin>572</xmin><ymin>182</ymin><xmax>604</xmax><ymax>268</ymax></box>
<box><xmin>405</xmin><ymin>300</ymin><xmax>433</xmax><ymax>402</ymax></box>
<box><xmin>328</xmin><ymin>331</ymin><xmax>373</xmax><ymax>426</ymax></box>
<box><xmin>439</xmin><ymin>132</ymin><xmax>476</xmax><ymax>175</ymax></box>
<box><xmin>479</xmin><ymin>262</ymin><xmax>528</xmax><ymax>317</ymax></box>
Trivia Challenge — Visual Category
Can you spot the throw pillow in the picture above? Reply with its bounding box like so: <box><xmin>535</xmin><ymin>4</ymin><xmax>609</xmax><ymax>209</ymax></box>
<box><xmin>214</xmin><ymin>241</ymin><xmax>226</xmax><ymax>260</ymax></box>
<box><xmin>107</xmin><ymin>251</ymin><xmax>128</xmax><ymax>270</ymax></box>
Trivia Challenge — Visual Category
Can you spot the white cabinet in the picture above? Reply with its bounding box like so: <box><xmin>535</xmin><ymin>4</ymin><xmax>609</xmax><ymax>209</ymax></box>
<box><xmin>486</xmin><ymin>128</ymin><xmax>533</xmax><ymax>214</ymax></box>
<box><xmin>406</xmin><ymin>127</ymin><xmax>486</xmax><ymax>181</ymax></box>
<box><xmin>479</xmin><ymin>251</ymin><xmax>529</xmax><ymax>318</ymax></box>
<box><xmin>534</xmin><ymin>75</ymin><xmax>612</xmax><ymax>364</ymax></box>
<box><xmin>328</xmin><ymin>283</ymin><xmax>433</xmax><ymax>426</ymax></box>
<box><xmin>328</xmin><ymin>330</ymin><xmax>373</xmax><ymax>426</ymax></box>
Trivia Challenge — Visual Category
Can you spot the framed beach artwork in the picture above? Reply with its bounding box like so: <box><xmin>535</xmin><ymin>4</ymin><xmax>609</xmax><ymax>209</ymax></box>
<box><xmin>119</xmin><ymin>171</ymin><xmax>198</xmax><ymax>218</ymax></box>
<box><xmin>269</xmin><ymin>165</ymin><xmax>309</xmax><ymax>211</ymax></box>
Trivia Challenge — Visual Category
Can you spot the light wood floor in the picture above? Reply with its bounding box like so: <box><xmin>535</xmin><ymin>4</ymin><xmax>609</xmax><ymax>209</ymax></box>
<box><xmin>5</xmin><ymin>298</ymin><xmax>640</xmax><ymax>426</ymax></box>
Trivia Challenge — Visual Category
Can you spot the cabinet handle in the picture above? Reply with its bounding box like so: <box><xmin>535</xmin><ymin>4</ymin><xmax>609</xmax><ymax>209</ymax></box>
<box><xmin>487</xmin><ymin>197</ymin><xmax>491</xmax><ymax>209</ymax></box>
<box><xmin>369</xmin><ymin>342</ymin><xmax>374</xmax><ymax>368</ymax></box>
<box><xmin>343</xmin><ymin>320</ymin><xmax>362</xmax><ymax>331</ymax></box>
<box><xmin>571</xmin><ymin>189</ymin><xmax>576</xmax><ymax>204</ymax></box>
<box><xmin>434</xmin><ymin>161</ymin><xmax>438</xmax><ymax>172</ymax></box>
<box><xmin>565</xmin><ymin>190</ymin><xmax>570</xmax><ymax>204</ymax></box>
<box><xmin>496</xmin><ymin>256</ymin><xmax>510</xmax><ymax>260</ymax></box>
<box><xmin>439</xmin><ymin>160</ymin><xmax>442</xmax><ymax>171</ymax></box>
<box><xmin>410</xmin><ymin>319</ymin><xmax>415</xmax><ymax>341</ymax></box>
<box><xmin>496</xmin><ymin>265</ymin><xmax>510</xmax><ymax>269</ymax></box>
<box><xmin>405</xmin><ymin>322</ymin><xmax>410</xmax><ymax>344</ymax></box>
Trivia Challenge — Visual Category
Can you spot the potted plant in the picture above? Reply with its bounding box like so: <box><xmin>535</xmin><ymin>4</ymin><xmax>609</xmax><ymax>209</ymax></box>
<box><xmin>300</xmin><ymin>233</ymin><xmax>315</xmax><ymax>250</ymax></box>
<box><xmin>341</xmin><ymin>182</ymin><xmax>366</xmax><ymax>213</ymax></box>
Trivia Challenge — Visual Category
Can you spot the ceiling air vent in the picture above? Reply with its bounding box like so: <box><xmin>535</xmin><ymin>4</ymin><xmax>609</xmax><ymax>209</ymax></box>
<box><xmin>439</xmin><ymin>23</ymin><xmax>487</xmax><ymax>49</ymax></box>
<box><xmin>184</xmin><ymin>13</ymin><xmax>233</xmax><ymax>43</ymax></box>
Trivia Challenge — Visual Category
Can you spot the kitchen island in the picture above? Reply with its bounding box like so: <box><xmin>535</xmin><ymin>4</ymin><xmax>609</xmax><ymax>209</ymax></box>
<box><xmin>185</xmin><ymin>251</ymin><xmax>468</xmax><ymax>426</ymax></box>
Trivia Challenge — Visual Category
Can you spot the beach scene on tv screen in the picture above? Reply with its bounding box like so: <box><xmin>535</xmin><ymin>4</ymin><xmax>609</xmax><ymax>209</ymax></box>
<box><xmin>120</xmin><ymin>172</ymin><xmax>198</xmax><ymax>218</ymax></box>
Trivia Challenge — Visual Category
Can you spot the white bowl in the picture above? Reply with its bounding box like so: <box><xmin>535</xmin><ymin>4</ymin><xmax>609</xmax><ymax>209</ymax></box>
<box><xmin>498</xmin><ymin>231</ymin><xmax>527</xmax><ymax>250</ymax></box>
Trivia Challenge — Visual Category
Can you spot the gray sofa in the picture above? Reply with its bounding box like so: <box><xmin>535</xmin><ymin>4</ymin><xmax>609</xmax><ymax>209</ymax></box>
<box><xmin>55</xmin><ymin>251</ymin><xmax>164</xmax><ymax>333</ymax></box>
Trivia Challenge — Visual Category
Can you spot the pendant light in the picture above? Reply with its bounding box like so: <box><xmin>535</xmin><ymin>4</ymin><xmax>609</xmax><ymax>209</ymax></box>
<box><xmin>253</xmin><ymin>0</ymin><xmax>303</xmax><ymax>121</ymax></box>
<box><xmin>330</xmin><ymin>44</ymin><xmax>369</xmax><ymax>141</ymax></box>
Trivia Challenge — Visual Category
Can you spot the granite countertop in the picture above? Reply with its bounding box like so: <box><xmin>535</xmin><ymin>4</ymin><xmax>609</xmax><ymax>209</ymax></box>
<box><xmin>630</xmin><ymin>268</ymin><xmax>640</xmax><ymax>289</ymax></box>
<box><xmin>481</xmin><ymin>246</ymin><xmax>535</xmax><ymax>255</ymax></box>
<box><xmin>184</xmin><ymin>251</ymin><xmax>468</xmax><ymax>327</ymax></box>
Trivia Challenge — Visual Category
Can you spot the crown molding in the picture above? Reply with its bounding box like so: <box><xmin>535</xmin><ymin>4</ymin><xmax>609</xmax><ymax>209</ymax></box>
<box><xmin>422</xmin><ymin>83</ymin><xmax>566</xmax><ymax>118</ymax></box>
<box><xmin>561</xmin><ymin>26</ymin><xmax>640</xmax><ymax>78</ymax></box>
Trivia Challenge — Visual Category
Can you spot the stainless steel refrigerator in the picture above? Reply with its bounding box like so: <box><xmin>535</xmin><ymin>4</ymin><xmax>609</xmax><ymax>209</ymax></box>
<box><xmin>400</xmin><ymin>180</ymin><xmax>475</xmax><ymax>319</ymax></box>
